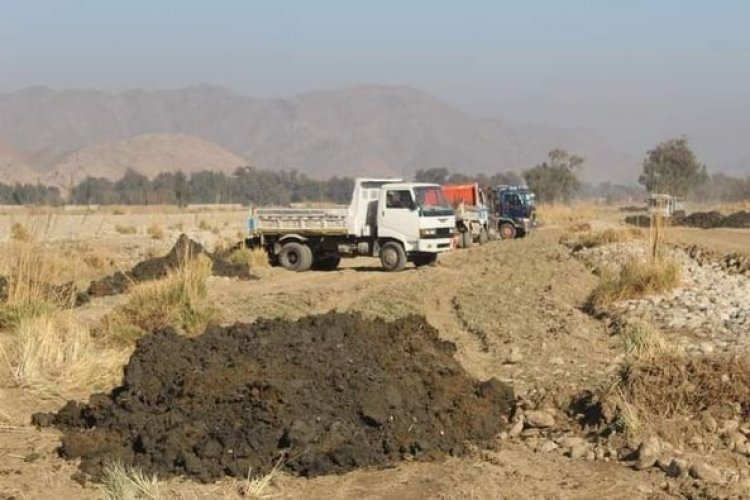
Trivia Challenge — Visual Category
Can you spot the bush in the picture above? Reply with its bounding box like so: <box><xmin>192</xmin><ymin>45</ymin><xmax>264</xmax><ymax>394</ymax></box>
<box><xmin>589</xmin><ymin>257</ymin><xmax>681</xmax><ymax>308</ymax></box>
<box><xmin>100</xmin><ymin>255</ymin><xmax>216</xmax><ymax>344</ymax></box>
<box><xmin>115</xmin><ymin>225</ymin><xmax>137</xmax><ymax>235</ymax></box>
<box><xmin>561</xmin><ymin>227</ymin><xmax>642</xmax><ymax>250</ymax></box>
<box><xmin>147</xmin><ymin>223</ymin><xmax>164</xmax><ymax>240</ymax></box>
<box><xmin>227</xmin><ymin>246</ymin><xmax>269</xmax><ymax>269</ymax></box>
<box><xmin>10</xmin><ymin>222</ymin><xmax>33</xmax><ymax>242</ymax></box>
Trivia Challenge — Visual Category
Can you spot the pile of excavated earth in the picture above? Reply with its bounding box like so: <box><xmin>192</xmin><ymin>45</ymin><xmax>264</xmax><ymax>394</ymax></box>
<box><xmin>77</xmin><ymin>234</ymin><xmax>254</xmax><ymax>303</ymax></box>
<box><xmin>34</xmin><ymin>313</ymin><xmax>514</xmax><ymax>482</ymax></box>
<box><xmin>626</xmin><ymin>210</ymin><xmax>750</xmax><ymax>229</ymax></box>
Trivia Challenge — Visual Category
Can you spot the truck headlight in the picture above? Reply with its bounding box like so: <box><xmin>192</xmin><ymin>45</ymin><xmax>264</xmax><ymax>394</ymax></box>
<box><xmin>420</xmin><ymin>228</ymin><xmax>437</xmax><ymax>237</ymax></box>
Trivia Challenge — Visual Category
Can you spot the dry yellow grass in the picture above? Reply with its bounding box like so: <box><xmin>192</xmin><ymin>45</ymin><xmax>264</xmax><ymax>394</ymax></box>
<box><xmin>115</xmin><ymin>225</ymin><xmax>137</xmax><ymax>235</ymax></box>
<box><xmin>619</xmin><ymin>320</ymin><xmax>676</xmax><ymax>360</ymax></box>
<box><xmin>102</xmin><ymin>461</ymin><xmax>162</xmax><ymax>500</ymax></box>
<box><xmin>10</xmin><ymin>222</ymin><xmax>34</xmax><ymax>242</ymax></box>
<box><xmin>100</xmin><ymin>255</ymin><xmax>216</xmax><ymax>344</ymax></box>
<box><xmin>561</xmin><ymin>227</ymin><xmax>643</xmax><ymax>250</ymax></box>
<box><xmin>227</xmin><ymin>246</ymin><xmax>269</xmax><ymax>269</ymax></box>
<box><xmin>0</xmin><ymin>242</ymin><xmax>80</xmax><ymax>325</ymax></box>
<box><xmin>589</xmin><ymin>257</ymin><xmax>681</xmax><ymax>308</ymax></box>
<box><xmin>147</xmin><ymin>223</ymin><xmax>165</xmax><ymax>240</ymax></box>
<box><xmin>536</xmin><ymin>202</ymin><xmax>598</xmax><ymax>227</ymax></box>
<box><xmin>0</xmin><ymin>310</ymin><xmax>126</xmax><ymax>397</ymax></box>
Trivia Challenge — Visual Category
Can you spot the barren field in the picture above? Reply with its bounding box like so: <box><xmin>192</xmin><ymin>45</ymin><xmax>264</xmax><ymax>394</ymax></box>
<box><xmin>1</xmin><ymin>207</ymin><xmax>750</xmax><ymax>499</ymax></box>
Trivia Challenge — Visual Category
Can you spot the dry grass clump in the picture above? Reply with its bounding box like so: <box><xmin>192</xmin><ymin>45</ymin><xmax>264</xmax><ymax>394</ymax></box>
<box><xmin>619</xmin><ymin>320</ymin><xmax>676</xmax><ymax>360</ymax></box>
<box><xmin>536</xmin><ymin>203</ymin><xmax>597</xmax><ymax>227</ymax></box>
<box><xmin>147</xmin><ymin>223</ymin><xmax>165</xmax><ymax>240</ymax></box>
<box><xmin>100</xmin><ymin>255</ymin><xmax>216</xmax><ymax>344</ymax></box>
<box><xmin>102</xmin><ymin>461</ymin><xmax>162</xmax><ymax>500</ymax></box>
<box><xmin>619</xmin><ymin>352</ymin><xmax>750</xmax><ymax>421</ymax></box>
<box><xmin>115</xmin><ymin>225</ymin><xmax>137</xmax><ymax>235</ymax></box>
<box><xmin>561</xmin><ymin>227</ymin><xmax>643</xmax><ymax>250</ymax></box>
<box><xmin>227</xmin><ymin>246</ymin><xmax>269</xmax><ymax>269</ymax></box>
<box><xmin>589</xmin><ymin>257</ymin><xmax>680</xmax><ymax>308</ymax></box>
<box><xmin>10</xmin><ymin>222</ymin><xmax>34</xmax><ymax>242</ymax></box>
<box><xmin>0</xmin><ymin>311</ymin><xmax>125</xmax><ymax>396</ymax></box>
<box><xmin>0</xmin><ymin>242</ymin><xmax>79</xmax><ymax>325</ymax></box>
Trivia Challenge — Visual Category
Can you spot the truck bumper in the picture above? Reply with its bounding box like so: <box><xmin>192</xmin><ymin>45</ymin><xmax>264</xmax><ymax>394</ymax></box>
<box><xmin>414</xmin><ymin>238</ymin><xmax>453</xmax><ymax>253</ymax></box>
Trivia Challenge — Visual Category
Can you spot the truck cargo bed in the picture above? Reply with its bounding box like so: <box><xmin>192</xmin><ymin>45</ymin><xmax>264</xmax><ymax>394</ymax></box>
<box><xmin>251</xmin><ymin>207</ymin><xmax>349</xmax><ymax>234</ymax></box>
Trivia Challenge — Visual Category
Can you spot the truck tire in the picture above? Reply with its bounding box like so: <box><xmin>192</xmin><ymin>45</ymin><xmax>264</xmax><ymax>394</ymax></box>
<box><xmin>413</xmin><ymin>253</ymin><xmax>438</xmax><ymax>267</ymax></box>
<box><xmin>479</xmin><ymin>228</ymin><xmax>489</xmax><ymax>245</ymax></box>
<box><xmin>460</xmin><ymin>231</ymin><xmax>473</xmax><ymax>248</ymax></box>
<box><xmin>380</xmin><ymin>242</ymin><xmax>406</xmax><ymax>272</ymax></box>
<box><xmin>499</xmin><ymin>223</ymin><xmax>516</xmax><ymax>240</ymax></box>
<box><xmin>313</xmin><ymin>256</ymin><xmax>341</xmax><ymax>271</ymax></box>
<box><xmin>278</xmin><ymin>242</ymin><xmax>313</xmax><ymax>271</ymax></box>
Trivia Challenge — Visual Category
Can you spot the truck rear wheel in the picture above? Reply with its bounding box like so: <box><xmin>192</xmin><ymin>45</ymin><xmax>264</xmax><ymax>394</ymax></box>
<box><xmin>479</xmin><ymin>228</ymin><xmax>489</xmax><ymax>245</ymax></box>
<box><xmin>278</xmin><ymin>242</ymin><xmax>313</xmax><ymax>271</ymax></box>
<box><xmin>460</xmin><ymin>231</ymin><xmax>473</xmax><ymax>248</ymax></box>
<box><xmin>380</xmin><ymin>242</ymin><xmax>406</xmax><ymax>272</ymax></box>
<box><xmin>499</xmin><ymin>223</ymin><xmax>517</xmax><ymax>240</ymax></box>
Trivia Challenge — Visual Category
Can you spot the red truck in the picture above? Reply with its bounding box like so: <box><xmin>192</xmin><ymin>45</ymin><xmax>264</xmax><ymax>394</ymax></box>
<box><xmin>442</xmin><ymin>183</ymin><xmax>490</xmax><ymax>247</ymax></box>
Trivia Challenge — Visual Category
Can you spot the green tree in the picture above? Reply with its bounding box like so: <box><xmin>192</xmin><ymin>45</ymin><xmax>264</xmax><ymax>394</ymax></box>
<box><xmin>523</xmin><ymin>149</ymin><xmax>583</xmax><ymax>203</ymax></box>
<box><xmin>638</xmin><ymin>137</ymin><xmax>708</xmax><ymax>197</ymax></box>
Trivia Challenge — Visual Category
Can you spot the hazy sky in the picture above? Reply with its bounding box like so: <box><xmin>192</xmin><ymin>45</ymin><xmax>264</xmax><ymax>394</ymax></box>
<box><xmin>2</xmin><ymin>0</ymin><xmax>750</xmax><ymax>169</ymax></box>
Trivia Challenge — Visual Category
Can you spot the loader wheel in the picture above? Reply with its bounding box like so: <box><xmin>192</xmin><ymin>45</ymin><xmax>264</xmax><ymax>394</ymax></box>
<box><xmin>499</xmin><ymin>223</ymin><xmax>516</xmax><ymax>240</ymax></box>
<box><xmin>460</xmin><ymin>231</ymin><xmax>473</xmax><ymax>248</ymax></box>
<box><xmin>380</xmin><ymin>242</ymin><xmax>406</xmax><ymax>272</ymax></box>
<box><xmin>278</xmin><ymin>242</ymin><xmax>313</xmax><ymax>271</ymax></box>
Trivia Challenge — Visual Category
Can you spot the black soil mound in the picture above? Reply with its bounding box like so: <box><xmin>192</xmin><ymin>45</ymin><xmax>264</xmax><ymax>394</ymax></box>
<box><xmin>626</xmin><ymin>210</ymin><xmax>750</xmax><ymax>229</ymax></box>
<box><xmin>33</xmin><ymin>313</ymin><xmax>513</xmax><ymax>482</ymax></box>
<box><xmin>79</xmin><ymin>234</ymin><xmax>253</xmax><ymax>302</ymax></box>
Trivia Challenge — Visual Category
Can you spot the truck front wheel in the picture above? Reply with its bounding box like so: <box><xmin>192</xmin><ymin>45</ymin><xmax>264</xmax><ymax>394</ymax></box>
<box><xmin>278</xmin><ymin>242</ymin><xmax>313</xmax><ymax>271</ymax></box>
<box><xmin>460</xmin><ymin>231</ymin><xmax>473</xmax><ymax>248</ymax></box>
<box><xmin>479</xmin><ymin>228</ymin><xmax>489</xmax><ymax>245</ymax></box>
<box><xmin>380</xmin><ymin>242</ymin><xmax>406</xmax><ymax>272</ymax></box>
<box><xmin>499</xmin><ymin>223</ymin><xmax>517</xmax><ymax>240</ymax></box>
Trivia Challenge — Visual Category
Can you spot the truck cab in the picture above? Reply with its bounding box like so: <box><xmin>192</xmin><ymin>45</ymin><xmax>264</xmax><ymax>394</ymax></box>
<box><xmin>491</xmin><ymin>185</ymin><xmax>536</xmax><ymax>239</ymax></box>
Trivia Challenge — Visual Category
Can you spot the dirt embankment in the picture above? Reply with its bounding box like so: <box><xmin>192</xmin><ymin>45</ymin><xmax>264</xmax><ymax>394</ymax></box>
<box><xmin>34</xmin><ymin>313</ymin><xmax>514</xmax><ymax>482</ymax></box>
<box><xmin>78</xmin><ymin>234</ymin><xmax>253</xmax><ymax>302</ymax></box>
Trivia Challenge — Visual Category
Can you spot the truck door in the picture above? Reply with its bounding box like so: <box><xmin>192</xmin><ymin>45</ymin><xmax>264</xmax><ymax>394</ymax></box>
<box><xmin>377</xmin><ymin>189</ymin><xmax>420</xmax><ymax>248</ymax></box>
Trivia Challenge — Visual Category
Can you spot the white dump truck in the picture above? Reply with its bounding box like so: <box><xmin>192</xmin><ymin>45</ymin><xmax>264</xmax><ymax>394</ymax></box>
<box><xmin>246</xmin><ymin>178</ymin><xmax>456</xmax><ymax>272</ymax></box>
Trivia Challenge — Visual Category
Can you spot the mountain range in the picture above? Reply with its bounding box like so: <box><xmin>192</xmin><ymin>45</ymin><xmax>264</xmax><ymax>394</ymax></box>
<box><xmin>0</xmin><ymin>85</ymin><xmax>638</xmax><ymax>186</ymax></box>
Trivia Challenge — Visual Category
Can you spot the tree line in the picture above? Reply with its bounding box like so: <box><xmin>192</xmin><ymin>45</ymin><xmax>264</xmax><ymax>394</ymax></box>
<box><xmin>0</xmin><ymin>140</ymin><xmax>747</xmax><ymax>206</ymax></box>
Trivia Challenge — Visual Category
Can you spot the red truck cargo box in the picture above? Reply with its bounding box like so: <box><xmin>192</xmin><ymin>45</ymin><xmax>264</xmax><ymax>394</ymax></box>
<box><xmin>443</xmin><ymin>183</ymin><xmax>479</xmax><ymax>207</ymax></box>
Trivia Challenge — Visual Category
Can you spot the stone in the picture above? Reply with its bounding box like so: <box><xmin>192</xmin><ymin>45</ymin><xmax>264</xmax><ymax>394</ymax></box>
<box><xmin>508</xmin><ymin>416</ymin><xmax>524</xmax><ymax>438</ymax></box>
<box><xmin>726</xmin><ymin>431</ymin><xmax>746</xmax><ymax>450</ymax></box>
<box><xmin>568</xmin><ymin>443</ymin><xmax>590</xmax><ymax>459</ymax></box>
<box><xmin>689</xmin><ymin>462</ymin><xmax>722</xmax><ymax>484</ymax></box>
<box><xmin>666</xmin><ymin>458</ymin><xmax>688</xmax><ymax>478</ymax></box>
<box><xmin>634</xmin><ymin>436</ymin><xmax>661</xmax><ymax>470</ymax></box>
<box><xmin>524</xmin><ymin>410</ymin><xmax>555</xmax><ymax>429</ymax></box>
<box><xmin>506</xmin><ymin>348</ymin><xmax>523</xmax><ymax>364</ymax></box>
<box><xmin>538</xmin><ymin>440</ymin><xmax>558</xmax><ymax>453</ymax></box>
<box><xmin>701</xmin><ymin>413</ymin><xmax>718</xmax><ymax>433</ymax></box>
<box><xmin>719</xmin><ymin>418</ymin><xmax>740</xmax><ymax>436</ymax></box>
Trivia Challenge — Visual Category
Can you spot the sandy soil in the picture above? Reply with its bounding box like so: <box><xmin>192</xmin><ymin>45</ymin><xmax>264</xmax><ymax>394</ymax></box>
<box><xmin>1</xmin><ymin>207</ymin><xmax>748</xmax><ymax>499</ymax></box>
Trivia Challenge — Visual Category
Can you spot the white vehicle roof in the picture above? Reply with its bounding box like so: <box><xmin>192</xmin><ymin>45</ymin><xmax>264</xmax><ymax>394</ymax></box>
<box><xmin>381</xmin><ymin>182</ymin><xmax>441</xmax><ymax>190</ymax></box>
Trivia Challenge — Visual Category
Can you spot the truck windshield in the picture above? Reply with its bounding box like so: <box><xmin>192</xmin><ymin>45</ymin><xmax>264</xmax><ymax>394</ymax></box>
<box><xmin>414</xmin><ymin>186</ymin><xmax>454</xmax><ymax>216</ymax></box>
<box><xmin>520</xmin><ymin>192</ymin><xmax>535</xmax><ymax>206</ymax></box>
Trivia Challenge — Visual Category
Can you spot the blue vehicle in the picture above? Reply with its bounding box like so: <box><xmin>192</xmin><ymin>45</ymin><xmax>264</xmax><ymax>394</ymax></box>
<box><xmin>490</xmin><ymin>185</ymin><xmax>536</xmax><ymax>239</ymax></box>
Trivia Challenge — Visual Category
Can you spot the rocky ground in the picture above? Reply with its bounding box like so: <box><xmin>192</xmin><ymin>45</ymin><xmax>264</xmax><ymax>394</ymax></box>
<box><xmin>576</xmin><ymin>240</ymin><xmax>750</xmax><ymax>354</ymax></box>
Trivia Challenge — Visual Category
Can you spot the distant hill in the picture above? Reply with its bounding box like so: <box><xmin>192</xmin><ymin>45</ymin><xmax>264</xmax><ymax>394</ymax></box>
<box><xmin>0</xmin><ymin>85</ymin><xmax>637</xmax><ymax>183</ymax></box>
<box><xmin>0</xmin><ymin>139</ymin><xmax>39</xmax><ymax>184</ymax></box>
<box><xmin>44</xmin><ymin>133</ymin><xmax>248</xmax><ymax>188</ymax></box>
